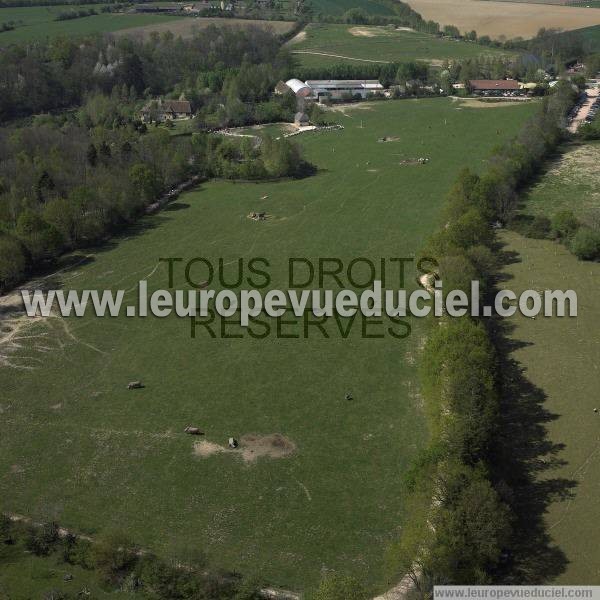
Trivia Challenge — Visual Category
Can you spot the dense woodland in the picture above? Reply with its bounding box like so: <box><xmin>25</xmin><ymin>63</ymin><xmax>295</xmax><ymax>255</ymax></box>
<box><xmin>0</xmin><ymin>27</ymin><xmax>315</xmax><ymax>290</ymax></box>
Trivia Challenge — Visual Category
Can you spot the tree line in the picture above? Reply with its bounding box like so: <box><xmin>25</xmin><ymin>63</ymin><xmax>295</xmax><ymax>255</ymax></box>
<box><xmin>385</xmin><ymin>81</ymin><xmax>577</xmax><ymax>592</ymax></box>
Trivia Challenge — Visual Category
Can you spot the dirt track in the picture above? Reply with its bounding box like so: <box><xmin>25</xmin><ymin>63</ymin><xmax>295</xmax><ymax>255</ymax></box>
<box><xmin>291</xmin><ymin>49</ymin><xmax>390</xmax><ymax>63</ymax></box>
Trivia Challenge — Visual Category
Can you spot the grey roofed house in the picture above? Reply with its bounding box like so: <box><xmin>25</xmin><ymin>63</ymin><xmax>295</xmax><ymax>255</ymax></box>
<box><xmin>303</xmin><ymin>79</ymin><xmax>384</xmax><ymax>100</ymax></box>
<box><xmin>140</xmin><ymin>98</ymin><xmax>192</xmax><ymax>122</ymax></box>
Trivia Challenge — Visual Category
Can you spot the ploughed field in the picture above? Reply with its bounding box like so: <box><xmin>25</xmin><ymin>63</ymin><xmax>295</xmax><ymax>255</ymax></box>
<box><xmin>404</xmin><ymin>0</ymin><xmax>600</xmax><ymax>39</ymax></box>
<box><xmin>0</xmin><ymin>98</ymin><xmax>535</xmax><ymax>592</ymax></box>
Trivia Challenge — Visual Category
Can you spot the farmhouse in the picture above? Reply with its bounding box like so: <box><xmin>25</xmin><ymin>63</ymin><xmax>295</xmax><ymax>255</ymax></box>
<box><xmin>468</xmin><ymin>79</ymin><xmax>523</xmax><ymax>96</ymax></box>
<box><xmin>140</xmin><ymin>98</ymin><xmax>193</xmax><ymax>123</ymax></box>
<box><xmin>134</xmin><ymin>4</ymin><xmax>179</xmax><ymax>12</ymax></box>
<box><xmin>304</xmin><ymin>80</ymin><xmax>384</xmax><ymax>100</ymax></box>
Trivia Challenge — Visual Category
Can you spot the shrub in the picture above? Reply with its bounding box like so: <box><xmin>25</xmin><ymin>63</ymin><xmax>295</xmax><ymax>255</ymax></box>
<box><xmin>25</xmin><ymin>522</ymin><xmax>60</xmax><ymax>556</ymax></box>
<box><xmin>525</xmin><ymin>215</ymin><xmax>551</xmax><ymax>239</ymax></box>
<box><xmin>310</xmin><ymin>572</ymin><xmax>368</xmax><ymax>600</ymax></box>
<box><xmin>570</xmin><ymin>227</ymin><xmax>600</xmax><ymax>261</ymax></box>
<box><xmin>137</xmin><ymin>554</ymin><xmax>200</xmax><ymax>598</ymax></box>
<box><xmin>60</xmin><ymin>534</ymin><xmax>93</xmax><ymax>568</ymax></box>
<box><xmin>92</xmin><ymin>531</ymin><xmax>138</xmax><ymax>582</ymax></box>
<box><xmin>551</xmin><ymin>210</ymin><xmax>579</xmax><ymax>240</ymax></box>
<box><xmin>0</xmin><ymin>513</ymin><xmax>12</xmax><ymax>544</ymax></box>
<box><xmin>16</xmin><ymin>209</ymin><xmax>63</xmax><ymax>262</ymax></box>
<box><xmin>0</xmin><ymin>234</ymin><xmax>28</xmax><ymax>291</ymax></box>
<box><xmin>427</xmin><ymin>463</ymin><xmax>511</xmax><ymax>584</ymax></box>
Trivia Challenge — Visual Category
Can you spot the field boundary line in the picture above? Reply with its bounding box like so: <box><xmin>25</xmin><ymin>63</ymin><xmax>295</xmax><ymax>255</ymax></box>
<box><xmin>291</xmin><ymin>50</ymin><xmax>390</xmax><ymax>63</ymax></box>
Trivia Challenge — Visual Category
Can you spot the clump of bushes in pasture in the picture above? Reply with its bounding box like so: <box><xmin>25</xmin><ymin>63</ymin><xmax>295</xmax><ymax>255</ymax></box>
<box><xmin>0</xmin><ymin>511</ymin><xmax>263</xmax><ymax>599</ymax></box>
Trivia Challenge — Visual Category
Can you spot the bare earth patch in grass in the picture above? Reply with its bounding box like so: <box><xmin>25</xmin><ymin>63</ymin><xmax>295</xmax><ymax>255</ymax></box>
<box><xmin>456</xmin><ymin>98</ymin><xmax>536</xmax><ymax>108</ymax></box>
<box><xmin>286</xmin><ymin>30</ymin><xmax>307</xmax><ymax>45</ymax></box>
<box><xmin>194</xmin><ymin>434</ymin><xmax>296</xmax><ymax>463</ymax></box>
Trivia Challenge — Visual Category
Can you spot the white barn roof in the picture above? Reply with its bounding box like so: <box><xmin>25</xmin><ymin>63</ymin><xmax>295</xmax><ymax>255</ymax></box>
<box><xmin>285</xmin><ymin>78</ymin><xmax>312</xmax><ymax>97</ymax></box>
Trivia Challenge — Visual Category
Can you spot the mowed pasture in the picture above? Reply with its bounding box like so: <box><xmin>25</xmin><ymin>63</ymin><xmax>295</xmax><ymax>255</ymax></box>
<box><xmin>289</xmin><ymin>23</ymin><xmax>508</xmax><ymax>68</ymax></box>
<box><xmin>0</xmin><ymin>5</ymin><xmax>179</xmax><ymax>43</ymax></box>
<box><xmin>499</xmin><ymin>229</ymin><xmax>600</xmax><ymax>584</ymax></box>
<box><xmin>0</xmin><ymin>99</ymin><xmax>535</xmax><ymax>592</ymax></box>
<box><xmin>114</xmin><ymin>16</ymin><xmax>296</xmax><ymax>40</ymax></box>
<box><xmin>404</xmin><ymin>0</ymin><xmax>600</xmax><ymax>38</ymax></box>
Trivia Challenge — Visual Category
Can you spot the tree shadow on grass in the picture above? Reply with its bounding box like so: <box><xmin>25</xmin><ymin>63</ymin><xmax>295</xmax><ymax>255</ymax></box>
<box><xmin>487</xmin><ymin>242</ymin><xmax>577</xmax><ymax>584</ymax></box>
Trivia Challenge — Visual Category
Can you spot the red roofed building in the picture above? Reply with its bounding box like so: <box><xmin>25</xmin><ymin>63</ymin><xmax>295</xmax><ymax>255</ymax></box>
<box><xmin>468</xmin><ymin>79</ymin><xmax>522</xmax><ymax>96</ymax></box>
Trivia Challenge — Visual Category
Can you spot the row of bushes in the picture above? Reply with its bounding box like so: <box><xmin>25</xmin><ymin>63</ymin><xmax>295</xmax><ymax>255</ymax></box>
<box><xmin>386</xmin><ymin>81</ymin><xmax>578</xmax><ymax>592</ymax></box>
<box><xmin>54</xmin><ymin>7</ymin><xmax>97</xmax><ymax>20</ymax></box>
<box><xmin>517</xmin><ymin>210</ymin><xmax>600</xmax><ymax>261</ymax></box>
<box><xmin>0</xmin><ymin>514</ymin><xmax>263</xmax><ymax>598</ymax></box>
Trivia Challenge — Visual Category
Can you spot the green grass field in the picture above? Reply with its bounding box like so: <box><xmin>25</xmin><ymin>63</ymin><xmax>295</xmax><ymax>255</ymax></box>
<box><xmin>309</xmin><ymin>0</ymin><xmax>396</xmax><ymax>17</ymax></box>
<box><xmin>0</xmin><ymin>98</ymin><xmax>535</xmax><ymax>592</ymax></box>
<box><xmin>289</xmin><ymin>23</ymin><xmax>510</xmax><ymax>69</ymax></box>
<box><xmin>499</xmin><ymin>229</ymin><xmax>600</xmax><ymax>584</ymax></box>
<box><xmin>520</xmin><ymin>142</ymin><xmax>600</xmax><ymax>220</ymax></box>
<box><xmin>0</xmin><ymin>5</ymin><xmax>180</xmax><ymax>44</ymax></box>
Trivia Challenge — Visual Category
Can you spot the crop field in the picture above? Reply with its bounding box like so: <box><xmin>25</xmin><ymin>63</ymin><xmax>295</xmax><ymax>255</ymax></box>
<box><xmin>499</xmin><ymin>228</ymin><xmax>600</xmax><ymax>584</ymax></box>
<box><xmin>404</xmin><ymin>0</ymin><xmax>600</xmax><ymax>39</ymax></box>
<box><xmin>113</xmin><ymin>16</ymin><xmax>296</xmax><ymax>40</ymax></box>
<box><xmin>288</xmin><ymin>23</ymin><xmax>509</xmax><ymax>68</ymax></box>
<box><xmin>0</xmin><ymin>98</ymin><xmax>535</xmax><ymax>592</ymax></box>
<box><xmin>0</xmin><ymin>5</ymin><xmax>179</xmax><ymax>44</ymax></box>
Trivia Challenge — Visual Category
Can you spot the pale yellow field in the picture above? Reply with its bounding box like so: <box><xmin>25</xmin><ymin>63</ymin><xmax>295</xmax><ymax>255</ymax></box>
<box><xmin>406</xmin><ymin>0</ymin><xmax>600</xmax><ymax>38</ymax></box>
<box><xmin>115</xmin><ymin>17</ymin><xmax>295</xmax><ymax>39</ymax></box>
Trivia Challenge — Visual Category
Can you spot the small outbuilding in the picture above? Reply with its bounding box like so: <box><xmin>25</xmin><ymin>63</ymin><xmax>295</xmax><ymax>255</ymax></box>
<box><xmin>294</xmin><ymin>112</ymin><xmax>310</xmax><ymax>128</ymax></box>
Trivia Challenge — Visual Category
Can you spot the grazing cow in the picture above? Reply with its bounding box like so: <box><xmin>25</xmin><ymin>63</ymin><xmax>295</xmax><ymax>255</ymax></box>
<box><xmin>228</xmin><ymin>437</ymin><xmax>238</xmax><ymax>449</ymax></box>
<box><xmin>127</xmin><ymin>381</ymin><xmax>142</xmax><ymax>389</ymax></box>
<box><xmin>184</xmin><ymin>427</ymin><xmax>203</xmax><ymax>435</ymax></box>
